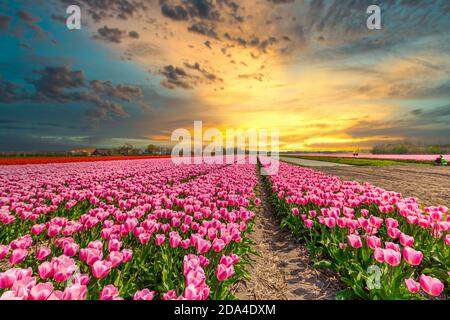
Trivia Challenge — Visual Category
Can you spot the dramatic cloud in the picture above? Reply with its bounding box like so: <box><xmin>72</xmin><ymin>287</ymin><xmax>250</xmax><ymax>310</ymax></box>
<box><xmin>159</xmin><ymin>65</ymin><xmax>197</xmax><ymax>89</ymax></box>
<box><xmin>95</xmin><ymin>25</ymin><xmax>127</xmax><ymax>43</ymax></box>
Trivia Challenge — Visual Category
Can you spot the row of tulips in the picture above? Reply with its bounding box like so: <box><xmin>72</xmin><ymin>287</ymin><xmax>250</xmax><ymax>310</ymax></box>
<box><xmin>0</xmin><ymin>158</ymin><xmax>258</xmax><ymax>300</ymax></box>
<box><xmin>260</xmin><ymin>157</ymin><xmax>449</xmax><ymax>300</ymax></box>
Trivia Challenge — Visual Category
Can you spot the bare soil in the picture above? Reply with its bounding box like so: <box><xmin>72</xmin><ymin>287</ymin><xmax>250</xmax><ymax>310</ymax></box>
<box><xmin>316</xmin><ymin>164</ymin><xmax>450</xmax><ymax>207</ymax></box>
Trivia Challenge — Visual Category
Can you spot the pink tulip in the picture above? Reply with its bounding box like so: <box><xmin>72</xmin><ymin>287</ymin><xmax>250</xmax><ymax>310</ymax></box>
<box><xmin>29</xmin><ymin>282</ymin><xmax>54</xmax><ymax>300</ymax></box>
<box><xmin>347</xmin><ymin>234</ymin><xmax>362</xmax><ymax>249</ymax></box>
<box><xmin>122</xmin><ymin>249</ymin><xmax>133</xmax><ymax>262</ymax></box>
<box><xmin>62</xmin><ymin>284</ymin><xmax>87</xmax><ymax>300</ymax></box>
<box><xmin>99</xmin><ymin>284</ymin><xmax>122</xmax><ymax>300</ymax></box>
<box><xmin>181</xmin><ymin>239</ymin><xmax>191</xmax><ymax>249</ymax></box>
<box><xmin>444</xmin><ymin>234</ymin><xmax>450</xmax><ymax>246</ymax></box>
<box><xmin>373</xmin><ymin>248</ymin><xmax>385</xmax><ymax>263</ymax></box>
<box><xmin>63</xmin><ymin>243</ymin><xmax>79</xmax><ymax>257</ymax></box>
<box><xmin>38</xmin><ymin>262</ymin><xmax>55</xmax><ymax>279</ymax></box>
<box><xmin>291</xmin><ymin>208</ymin><xmax>299</xmax><ymax>216</ymax></box>
<box><xmin>196</xmin><ymin>238</ymin><xmax>211</xmax><ymax>254</ymax></box>
<box><xmin>92</xmin><ymin>260</ymin><xmax>111</xmax><ymax>279</ymax></box>
<box><xmin>387</xmin><ymin>227</ymin><xmax>400</xmax><ymax>239</ymax></box>
<box><xmin>216</xmin><ymin>264</ymin><xmax>235</xmax><ymax>281</ymax></box>
<box><xmin>0</xmin><ymin>270</ymin><xmax>16</xmax><ymax>289</ymax></box>
<box><xmin>155</xmin><ymin>234</ymin><xmax>166</xmax><ymax>246</ymax></box>
<box><xmin>134</xmin><ymin>289</ymin><xmax>155</xmax><ymax>300</ymax></box>
<box><xmin>404</xmin><ymin>278</ymin><xmax>420</xmax><ymax>294</ymax></box>
<box><xmin>403</xmin><ymin>247</ymin><xmax>423</xmax><ymax>266</ymax></box>
<box><xmin>324</xmin><ymin>217</ymin><xmax>336</xmax><ymax>228</ymax></box>
<box><xmin>9</xmin><ymin>249</ymin><xmax>28</xmax><ymax>265</ymax></box>
<box><xmin>383</xmin><ymin>249</ymin><xmax>401</xmax><ymax>267</ymax></box>
<box><xmin>366</xmin><ymin>236</ymin><xmax>381</xmax><ymax>249</ymax></box>
<box><xmin>0</xmin><ymin>245</ymin><xmax>10</xmax><ymax>259</ymax></box>
<box><xmin>35</xmin><ymin>247</ymin><xmax>51</xmax><ymax>261</ymax></box>
<box><xmin>71</xmin><ymin>273</ymin><xmax>90</xmax><ymax>286</ymax></box>
<box><xmin>420</xmin><ymin>274</ymin><xmax>444</xmax><ymax>297</ymax></box>
<box><xmin>169</xmin><ymin>232</ymin><xmax>182</xmax><ymax>248</ymax></box>
<box><xmin>385</xmin><ymin>218</ymin><xmax>398</xmax><ymax>228</ymax></box>
<box><xmin>31</xmin><ymin>224</ymin><xmax>45</xmax><ymax>235</ymax></box>
<box><xmin>163</xmin><ymin>290</ymin><xmax>178</xmax><ymax>300</ymax></box>
<box><xmin>399</xmin><ymin>233</ymin><xmax>414</xmax><ymax>247</ymax></box>
<box><xmin>212</xmin><ymin>238</ymin><xmax>226</xmax><ymax>253</ymax></box>
<box><xmin>385</xmin><ymin>242</ymin><xmax>400</xmax><ymax>252</ymax></box>
<box><xmin>304</xmin><ymin>219</ymin><xmax>314</xmax><ymax>228</ymax></box>
<box><xmin>106</xmin><ymin>251</ymin><xmax>123</xmax><ymax>268</ymax></box>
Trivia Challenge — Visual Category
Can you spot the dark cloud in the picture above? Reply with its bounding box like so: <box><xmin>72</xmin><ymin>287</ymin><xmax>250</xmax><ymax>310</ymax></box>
<box><xmin>59</xmin><ymin>0</ymin><xmax>146</xmax><ymax>22</ymax></box>
<box><xmin>188</xmin><ymin>22</ymin><xmax>218</xmax><ymax>39</ymax></box>
<box><xmin>159</xmin><ymin>65</ymin><xmax>197</xmax><ymax>89</ymax></box>
<box><xmin>128</xmin><ymin>30</ymin><xmax>140</xmax><ymax>39</ymax></box>
<box><xmin>0</xmin><ymin>15</ymin><xmax>12</xmax><ymax>30</ymax></box>
<box><xmin>184</xmin><ymin>62</ymin><xmax>222</xmax><ymax>82</ymax></box>
<box><xmin>90</xmin><ymin>80</ymin><xmax>143</xmax><ymax>101</ymax></box>
<box><xmin>160</xmin><ymin>0</ymin><xmax>241</xmax><ymax>22</ymax></box>
<box><xmin>29</xmin><ymin>66</ymin><xmax>85</xmax><ymax>100</ymax></box>
<box><xmin>0</xmin><ymin>66</ymin><xmax>146</xmax><ymax>120</ymax></box>
<box><xmin>161</xmin><ymin>2</ymin><xmax>189</xmax><ymax>21</ymax></box>
<box><xmin>94</xmin><ymin>25</ymin><xmax>127</xmax><ymax>43</ymax></box>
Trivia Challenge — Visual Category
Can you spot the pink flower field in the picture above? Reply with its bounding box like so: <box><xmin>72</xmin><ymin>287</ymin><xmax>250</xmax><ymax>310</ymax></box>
<box><xmin>0</xmin><ymin>157</ymin><xmax>448</xmax><ymax>300</ymax></box>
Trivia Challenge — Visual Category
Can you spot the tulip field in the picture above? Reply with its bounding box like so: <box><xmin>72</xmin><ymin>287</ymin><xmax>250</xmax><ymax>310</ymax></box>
<box><xmin>0</xmin><ymin>157</ymin><xmax>448</xmax><ymax>300</ymax></box>
<box><xmin>0</xmin><ymin>158</ymin><xmax>257</xmax><ymax>300</ymax></box>
<box><xmin>262</xmin><ymin>158</ymin><xmax>449</xmax><ymax>299</ymax></box>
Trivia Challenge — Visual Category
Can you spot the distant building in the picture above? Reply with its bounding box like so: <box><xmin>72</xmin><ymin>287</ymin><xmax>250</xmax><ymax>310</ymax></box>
<box><xmin>92</xmin><ymin>148</ymin><xmax>117</xmax><ymax>156</ymax></box>
<box><xmin>70</xmin><ymin>148</ymin><xmax>97</xmax><ymax>156</ymax></box>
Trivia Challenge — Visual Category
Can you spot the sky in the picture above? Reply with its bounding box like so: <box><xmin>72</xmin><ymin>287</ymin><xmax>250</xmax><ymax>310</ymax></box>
<box><xmin>0</xmin><ymin>0</ymin><xmax>449</xmax><ymax>152</ymax></box>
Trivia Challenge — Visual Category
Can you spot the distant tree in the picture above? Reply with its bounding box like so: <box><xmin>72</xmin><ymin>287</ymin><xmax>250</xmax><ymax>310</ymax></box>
<box><xmin>118</xmin><ymin>143</ymin><xmax>134</xmax><ymax>155</ymax></box>
<box><xmin>146</xmin><ymin>144</ymin><xmax>157</xmax><ymax>154</ymax></box>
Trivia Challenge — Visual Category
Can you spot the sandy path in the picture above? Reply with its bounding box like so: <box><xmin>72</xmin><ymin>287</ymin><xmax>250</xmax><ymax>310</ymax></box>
<box><xmin>232</xmin><ymin>171</ymin><xmax>342</xmax><ymax>300</ymax></box>
<box><xmin>280</xmin><ymin>156</ymin><xmax>351</xmax><ymax>167</ymax></box>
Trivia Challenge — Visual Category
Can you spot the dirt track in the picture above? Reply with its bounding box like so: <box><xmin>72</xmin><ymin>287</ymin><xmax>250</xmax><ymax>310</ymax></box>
<box><xmin>232</xmin><ymin>173</ymin><xmax>342</xmax><ymax>300</ymax></box>
<box><xmin>316</xmin><ymin>164</ymin><xmax>450</xmax><ymax>207</ymax></box>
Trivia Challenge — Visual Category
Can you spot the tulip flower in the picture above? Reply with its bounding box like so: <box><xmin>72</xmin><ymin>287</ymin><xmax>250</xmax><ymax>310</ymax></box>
<box><xmin>347</xmin><ymin>235</ymin><xmax>362</xmax><ymax>249</ymax></box>
<box><xmin>35</xmin><ymin>247</ymin><xmax>51</xmax><ymax>261</ymax></box>
<box><xmin>62</xmin><ymin>284</ymin><xmax>87</xmax><ymax>300</ymax></box>
<box><xmin>403</xmin><ymin>247</ymin><xmax>423</xmax><ymax>266</ymax></box>
<box><xmin>134</xmin><ymin>289</ymin><xmax>155</xmax><ymax>300</ymax></box>
<box><xmin>92</xmin><ymin>260</ymin><xmax>112</xmax><ymax>279</ymax></box>
<box><xmin>29</xmin><ymin>282</ymin><xmax>54</xmax><ymax>300</ymax></box>
<box><xmin>383</xmin><ymin>249</ymin><xmax>401</xmax><ymax>267</ymax></box>
<box><xmin>99</xmin><ymin>284</ymin><xmax>122</xmax><ymax>300</ymax></box>
<box><xmin>216</xmin><ymin>264</ymin><xmax>235</xmax><ymax>282</ymax></box>
<box><xmin>38</xmin><ymin>262</ymin><xmax>55</xmax><ymax>280</ymax></box>
<box><xmin>419</xmin><ymin>274</ymin><xmax>444</xmax><ymax>297</ymax></box>
<box><xmin>0</xmin><ymin>245</ymin><xmax>10</xmax><ymax>259</ymax></box>
<box><xmin>366</xmin><ymin>236</ymin><xmax>381</xmax><ymax>249</ymax></box>
<box><xmin>399</xmin><ymin>233</ymin><xmax>414</xmax><ymax>247</ymax></box>
<box><xmin>0</xmin><ymin>270</ymin><xmax>17</xmax><ymax>289</ymax></box>
<box><xmin>155</xmin><ymin>234</ymin><xmax>166</xmax><ymax>246</ymax></box>
<box><xmin>404</xmin><ymin>278</ymin><xmax>420</xmax><ymax>294</ymax></box>
<box><xmin>9</xmin><ymin>249</ymin><xmax>28</xmax><ymax>265</ymax></box>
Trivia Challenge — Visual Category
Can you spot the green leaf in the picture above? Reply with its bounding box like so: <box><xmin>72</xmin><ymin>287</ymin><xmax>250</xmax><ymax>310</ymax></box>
<box><xmin>313</xmin><ymin>260</ymin><xmax>332</xmax><ymax>269</ymax></box>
